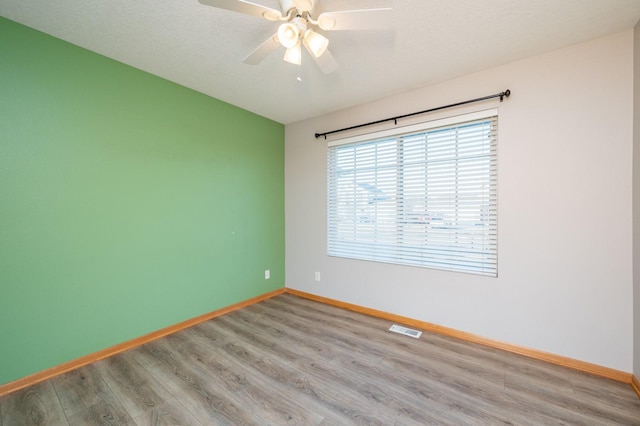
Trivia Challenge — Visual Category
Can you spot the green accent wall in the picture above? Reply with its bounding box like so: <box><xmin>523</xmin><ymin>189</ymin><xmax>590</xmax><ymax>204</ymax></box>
<box><xmin>0</xmin><ymin>17</ymin><xmax>284</xmax><ymax>386</ymax></box>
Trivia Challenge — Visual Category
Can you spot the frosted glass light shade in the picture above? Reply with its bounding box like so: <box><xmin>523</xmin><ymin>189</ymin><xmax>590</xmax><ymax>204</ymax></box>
<box><xmin>303</xmin><ymin>29</ymin><xmax>328</xmax><ymax>58</ymax></box>
<box><xmin>277</xmin><ymin>23</ymin><xmax>300</xmax><ymax>49</ymax></box>
<box><xmin>283</xmin><ymin>43</ymin><xmax>302</xmax><ymax>65</ymax></box>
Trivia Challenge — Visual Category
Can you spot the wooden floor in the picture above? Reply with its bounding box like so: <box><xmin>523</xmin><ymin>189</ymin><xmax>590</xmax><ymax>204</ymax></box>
<box><xmin>2</xmin><ymin>293</ymin><xmax>640</xmax><ymax>425</ymax></box>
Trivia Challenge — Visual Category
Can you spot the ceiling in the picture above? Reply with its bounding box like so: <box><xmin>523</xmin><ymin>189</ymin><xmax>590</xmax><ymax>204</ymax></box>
<box><xmin>2</xmin><ymin>0</ymin><xmax>640</xmax><ymax>124</ymax></box>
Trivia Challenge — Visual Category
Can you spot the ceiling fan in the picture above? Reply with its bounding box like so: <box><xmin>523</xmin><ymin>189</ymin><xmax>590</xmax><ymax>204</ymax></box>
<box><xmin>198</xmin><ymin>0</ymin><xmax>392</xmax><ymax>74</ymax></box>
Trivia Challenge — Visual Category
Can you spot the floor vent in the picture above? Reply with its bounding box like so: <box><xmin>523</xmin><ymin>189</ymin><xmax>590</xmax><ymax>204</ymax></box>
<box><xmin>389</xmin><ymin>324</ymin><xmax>422</xmax><ymax>339</ymax></box>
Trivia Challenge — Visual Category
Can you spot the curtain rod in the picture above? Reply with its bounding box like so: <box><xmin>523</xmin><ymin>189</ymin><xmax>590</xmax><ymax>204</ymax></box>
<box><xmin>314</xmin><ymin>89</ymin><xmax>511</xmax><ymax>140</ymax></box>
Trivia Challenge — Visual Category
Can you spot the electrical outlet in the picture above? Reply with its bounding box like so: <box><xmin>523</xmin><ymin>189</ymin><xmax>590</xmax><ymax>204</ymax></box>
<box><xmin>265</xmin><ymin>270</ymin><xmax>270</xmax><ymax>280</ymax></box>
<box><xmin>315</xmin><ymin>271</ymin><xmax>321</xmax><ymax>281</ymax></box>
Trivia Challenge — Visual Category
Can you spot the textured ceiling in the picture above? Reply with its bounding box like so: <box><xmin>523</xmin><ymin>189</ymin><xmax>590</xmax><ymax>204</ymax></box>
<box><xmin>2</xmin><ymin>0</ymin><xmax>640</xmax><ymax>124</ymax></box>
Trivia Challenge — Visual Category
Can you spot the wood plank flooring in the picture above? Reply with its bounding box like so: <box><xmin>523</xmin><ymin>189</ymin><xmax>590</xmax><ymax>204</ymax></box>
<box><xmin>2</xmin><ymin>293</ymin><xmax>640</xmax><ymax>425</ymax></box>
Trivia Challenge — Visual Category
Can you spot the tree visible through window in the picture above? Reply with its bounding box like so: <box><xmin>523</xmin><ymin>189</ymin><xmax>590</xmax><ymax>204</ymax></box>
<box><xmin>327</xmin><ymin>112</ymin><xmax>498</xmax><ymax>276</ymax></box>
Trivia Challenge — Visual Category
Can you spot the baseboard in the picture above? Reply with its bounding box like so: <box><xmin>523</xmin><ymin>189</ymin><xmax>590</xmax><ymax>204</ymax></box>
<box><xmin>0</xmin><ymin>287</ymin><xmax>286</xmax><ymax>397</ymax></box>
<box><xmin>632</xmin><ymin>375</ymin><xmax>640</xmax><ymax>398</ymax></box>
<box><xmin>284</xmin><ymin>288</ymin><xmax>634</xmax><ymax>386</ymax></box>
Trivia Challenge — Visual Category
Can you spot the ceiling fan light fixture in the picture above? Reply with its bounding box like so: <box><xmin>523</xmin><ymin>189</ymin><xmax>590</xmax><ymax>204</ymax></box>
<box><xmin>303</xmin><ymin>29</ymin><xmax>328</xmax><ymax>58</ymax></box>
<box><xmin>198</xmin><ymin>0</ymin><xmax>392</xmax><ymax>74</ymax></box>
<box><xmin>283</xmin><ymin>43</ymin><xmax>302</xmax><ymax>65</ymax></box>
<box><xmin>277</xmin><ymin>22</ymin><xmax>300</xmax><ymax>48</ymax></box>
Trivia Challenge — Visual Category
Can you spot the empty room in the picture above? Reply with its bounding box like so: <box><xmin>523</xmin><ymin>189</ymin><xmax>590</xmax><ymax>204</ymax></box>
<box><xmin>2</xmin><ymin>0</ymin><xmax>640</xmax><ymax>424</ymax></box>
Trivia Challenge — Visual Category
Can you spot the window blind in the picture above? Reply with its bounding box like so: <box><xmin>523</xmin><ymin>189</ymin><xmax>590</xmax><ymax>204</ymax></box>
<box><xmin>327</xmin><ymin>112</ymin><xmax>498</xmax><ymax>276</ymax></box>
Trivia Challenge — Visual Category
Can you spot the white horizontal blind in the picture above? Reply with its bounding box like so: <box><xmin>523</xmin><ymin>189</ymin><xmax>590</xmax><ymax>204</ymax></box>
<box><xmin>327</xmin><ymin>114</ymin><xmax>498</xmax><ymax>276</ymax></box>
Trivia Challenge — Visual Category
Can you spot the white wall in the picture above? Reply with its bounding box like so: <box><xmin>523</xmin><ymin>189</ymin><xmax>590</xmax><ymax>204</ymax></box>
<box><xmin>285</xmin><ymin>31</ymin><xmax>634</xmax><ymax>372</ymax></box>
<box><xmin>633</xmin><ymin>21</ymin><xmax>640</xmax><ymax>380</ymax></box>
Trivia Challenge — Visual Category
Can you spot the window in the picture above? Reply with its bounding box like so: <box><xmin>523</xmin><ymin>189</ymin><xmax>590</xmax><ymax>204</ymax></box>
<box><xmin>327</xmin><ymin>110</ymin><xmax>498</xmax><ymax>276</ymax></box>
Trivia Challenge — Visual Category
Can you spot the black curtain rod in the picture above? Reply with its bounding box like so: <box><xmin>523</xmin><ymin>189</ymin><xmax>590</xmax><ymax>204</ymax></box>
<box><xmin>314</xmin><ymin>89</ymin><xmax>511</xmax><ymax>140</ymax></box>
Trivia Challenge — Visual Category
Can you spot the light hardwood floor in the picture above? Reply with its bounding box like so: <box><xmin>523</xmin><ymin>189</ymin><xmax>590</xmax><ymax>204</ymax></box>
<box><xmin>2</xmin><ymin>293</ymin><xmax>640</xmax><ymax>425</ymax></box>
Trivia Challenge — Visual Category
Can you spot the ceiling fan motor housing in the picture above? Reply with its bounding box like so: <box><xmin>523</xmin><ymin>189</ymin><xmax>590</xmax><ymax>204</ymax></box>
<box><xmin>279</xmin><ymin>0</ymin><xmax>316</xmax><ymax>17</ymax></box>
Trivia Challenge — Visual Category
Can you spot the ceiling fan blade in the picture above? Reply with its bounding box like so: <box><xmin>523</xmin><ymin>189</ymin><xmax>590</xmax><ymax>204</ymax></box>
<box><xmin>243</xmin><ymin>34</ymin><xmax>281</xmax><ymax>65</ymax></box>
<box><xmin>198</xmin><ymin>0</ymin><xmax>283</xmax><ymax>21</ymax></box>
<box><xmin>310</xmin><ymin>48</ymin><xmax>338</xmax><ymax>74</ymax></box>
<box><xmin>292</xmin><ymin>0</ymin><xmax>315</xmax><ymax>13</ymax></box>
<box><xmin>317</xmin><ymin>8</ymin><xmax>393</xmax><ymax>31</ymax></box>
